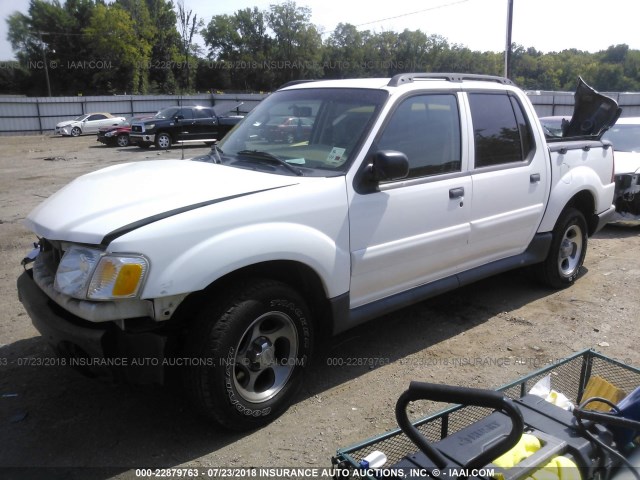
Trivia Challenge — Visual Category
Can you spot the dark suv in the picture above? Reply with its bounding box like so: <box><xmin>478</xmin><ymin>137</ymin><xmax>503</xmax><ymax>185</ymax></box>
<box><xmin>130</xmin><ymin>105</ymin><xmax>243</xmax><ymax>149</ymax></box>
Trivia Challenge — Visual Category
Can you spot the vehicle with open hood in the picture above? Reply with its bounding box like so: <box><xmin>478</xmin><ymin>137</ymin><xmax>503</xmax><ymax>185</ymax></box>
<box><xmin>18</xmin><ymin>74</ymin><xmax>618</xmax><ymax>431</ymax></box>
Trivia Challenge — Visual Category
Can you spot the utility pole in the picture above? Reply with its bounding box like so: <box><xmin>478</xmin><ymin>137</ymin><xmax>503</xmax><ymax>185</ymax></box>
<box><xmin>39</xmin><ymin>31</ymin><xmax>52</xmax><ymax>97</ymax></box>
<box><xmin>504</xmin><ymin>0</ymin><xmax>514</xmax><ymax>79</ymax></box>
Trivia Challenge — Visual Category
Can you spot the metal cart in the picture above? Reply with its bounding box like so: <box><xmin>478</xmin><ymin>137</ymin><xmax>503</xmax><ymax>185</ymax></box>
<box><xmin>333</xmin><ymin>349</ymin><xmax>640</xmax><ymax>479</ymax></box>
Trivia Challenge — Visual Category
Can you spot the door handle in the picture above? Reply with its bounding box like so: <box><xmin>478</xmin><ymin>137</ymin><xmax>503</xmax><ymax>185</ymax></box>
<box><xmin>449</xmin><ymin>187</ymin><xmax>465</xmax><ymax>199</ymax></box>
<box><xmin>530</xmin><ymin>173</ymin><xmax>541</xmax><ymax>183</ymax></box>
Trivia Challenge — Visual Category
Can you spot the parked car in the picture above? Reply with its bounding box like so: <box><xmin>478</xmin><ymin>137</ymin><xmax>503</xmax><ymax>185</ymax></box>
<box><xmin>605</xmin><ymin>117</ymin><xmax>640</xmax><ymax>222</ymax></box>
<box><xmin>97</xmin><ymin>115</ymin><xmax>153</xmax><ymax>148</ymax></box>
<box><xmin>540</xmin><ymin>115</ymin><xmax>640</xmax><ymax>222</ymax></box>
<box><xmin>18</xmin><ymin>74</ymin><xmax>617</xmax><ymax>431</ymax></box>
<box><xmin>261</xmin><ymin>116</ymin><xmax>314</xmax><ymax>143</ymax></box>
<box><xmin>130</xmin><ymin>105</ymin><xmax>243</xmax><ymax>149</ymax></box>
<box><xmin>54</xmin><ymin>113</ymin><xmax>126</xmax><ymax>137</ymax></box>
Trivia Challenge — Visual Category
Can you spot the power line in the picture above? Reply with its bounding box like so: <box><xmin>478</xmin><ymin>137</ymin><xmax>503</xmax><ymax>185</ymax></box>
<box><xmin>354</xmin><ymin>0</ymin><xmax>470</xmax><ymax>28</ymax></box>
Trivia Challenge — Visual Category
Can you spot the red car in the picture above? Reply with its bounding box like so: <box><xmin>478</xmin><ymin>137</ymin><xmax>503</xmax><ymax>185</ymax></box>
<box><xmin>97</xmin><ymin>115</ymin><xmax>152</xmax><ymax>147</ymax></box>
<box><xmin>262</xmin><ymin>116</ymin><xmax>314</xmax><ymax>144</ymax></box>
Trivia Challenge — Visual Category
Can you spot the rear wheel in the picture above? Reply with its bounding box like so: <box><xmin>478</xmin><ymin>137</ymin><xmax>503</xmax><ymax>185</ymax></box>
<box><xmin>185</xmin><ymin>279</ymin><xmax>313</xmax><ymax>431</ymax></box>
<box><xmin>155</xmin><ymin>132</ymin><xmax>172</xmax><ymax>149</ymax></box>
<box><xmin>537</xmin><ymin>207</ymin><xmax>588</xmax><ymax>288</ymax></box>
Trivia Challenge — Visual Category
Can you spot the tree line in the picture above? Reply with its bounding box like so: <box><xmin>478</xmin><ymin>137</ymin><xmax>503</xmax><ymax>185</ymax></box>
<box><xmin>3</xmin><ymin>0</ymin><xmax>640</xmax><ymax>96</ymax></box>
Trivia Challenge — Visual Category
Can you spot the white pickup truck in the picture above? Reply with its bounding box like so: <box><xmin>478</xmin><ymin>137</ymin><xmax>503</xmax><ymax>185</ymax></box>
<box><xmin>18</xmin><ymin>74</ymin><xmax>619</xmax><ymax>431</ymax></box>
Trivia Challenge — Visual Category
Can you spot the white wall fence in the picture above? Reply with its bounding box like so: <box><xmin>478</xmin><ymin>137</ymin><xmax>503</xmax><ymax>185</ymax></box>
<box><xmin>0</xmin><ymin>90</ymin><xmax>639</xmax><ymax>136</ymax></box>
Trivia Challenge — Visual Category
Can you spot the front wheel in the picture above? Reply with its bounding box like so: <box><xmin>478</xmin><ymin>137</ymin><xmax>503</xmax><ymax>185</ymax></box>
<box><xmin>537</xmin><ymin>207</ymin><xmax>588</xmax><ymax>288</ymax></box>
<box><xmin>70</xmin><ymin>126</ymin><xmax>81</xmax><ymax>137</ymax></box>
<box><xmin>155</xmin><ymin>132</ymin><xmax>172</xmax><ymax>149</ymax></box>
<box><xmin>116</xmin><ymin>134</ymin><xmax>129</xmax><ymax>147</ymax></box>
<box><xmin>185</xmin><ymin>279</ymin><xmax>313</xmax><ymax>431</ymax></box>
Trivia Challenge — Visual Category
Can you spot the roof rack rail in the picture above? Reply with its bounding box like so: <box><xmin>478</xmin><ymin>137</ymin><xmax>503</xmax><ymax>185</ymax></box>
<box><xmin>387</xmin><ymin>73</ymin><xmax>515</xmax><ymax>87</ymax></box>
<box><xmin>278</xmin><ymin>79</ymin><xmax>318</xmax><ymax>90</ymax></box>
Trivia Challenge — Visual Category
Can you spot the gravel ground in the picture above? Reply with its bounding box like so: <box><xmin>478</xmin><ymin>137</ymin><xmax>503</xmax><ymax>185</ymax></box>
<box><xmin>1</xmin><ymin>134</ymin><xmax>639</xmax><ymax>479</ymax></box>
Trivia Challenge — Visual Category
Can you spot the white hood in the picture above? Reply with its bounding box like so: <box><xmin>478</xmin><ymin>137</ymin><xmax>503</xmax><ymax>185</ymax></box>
<box><xmin>25</xmin><ymin>160</ymin><xmax>299</xmax><ymax>245</ymax></box>
<box><xmin>614</xmin><ymin>151</ymin><xmax>640</xmax><ymax>175</ymax></box>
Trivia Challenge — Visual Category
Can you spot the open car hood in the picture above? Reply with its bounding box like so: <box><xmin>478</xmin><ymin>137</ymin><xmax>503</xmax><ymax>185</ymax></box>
<box><xmin>561</xmin><ymin>77</ymin><xmax>622</xmax><ymax>139</ymax></box>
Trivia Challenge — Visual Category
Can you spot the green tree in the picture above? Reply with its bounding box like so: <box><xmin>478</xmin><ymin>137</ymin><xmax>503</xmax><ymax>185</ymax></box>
<box><xmin>84</xmin><ymin>3</ymin><xmax>151</xmax><ymax>93</ymax></box>
<box><xmin>267</xmin><ymin>1</ymin><xmax>323</xmax><ymax>85</ymax></box>
<box><xmin>201</xmin><ymin>7</ymin><xmax>275</xmax><ymax>91</ymax></box>
<box><xmin>145</xmin><ymin>0</ymin><xmax>181</xmax><ymax>93</ymax></box>
<box><xmin>116</xmin><ymin>0</ymin><xmax>156</xmax><ymax>93</ymax></box>
<box><xmin>323</xmin><ymin>23</ymin><xmax>368</xmax><ymax>78</ymax></box>
<box><xmin>6</xmin><ymin>0</ymin><xmax>98</xmax><ymax>95</ymax></box>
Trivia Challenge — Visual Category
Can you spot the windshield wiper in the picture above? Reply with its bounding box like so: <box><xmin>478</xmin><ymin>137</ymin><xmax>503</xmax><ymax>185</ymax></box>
<box><xmin>212</xmin><ymin>143</ymin><xmax>224</xmax><ymax>164</ymax></box>
<box><xmin>236</xmin><ymin>150</ymin><xmax>303</xmax><ymax>176</ymax></box>
<box><xmin>192</xmin><ymin>143</ymin><xmax>225</xmax><ymax>164</ymax></box>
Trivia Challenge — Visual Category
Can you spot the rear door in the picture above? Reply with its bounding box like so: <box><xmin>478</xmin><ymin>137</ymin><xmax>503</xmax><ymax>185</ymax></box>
<box><xmin>192</xmin><ymin>107</ymin><xmax>219</xmax><ymax>140</ymax></box>
<box><xmin>348</xmin><ymin>92</ymin><xmax>473</xmax><ymax>308</ymax></box>
<box><xmin>465</xmin><ymin>91</ymin><xmax>549</xmax><ymax>265</ymax></box>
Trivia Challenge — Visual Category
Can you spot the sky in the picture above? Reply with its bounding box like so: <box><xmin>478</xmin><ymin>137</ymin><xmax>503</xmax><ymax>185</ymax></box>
<box><xmin>1</xmin><ymin>0</ymin><xmax>638</xmax><ymax>61</ymax></box>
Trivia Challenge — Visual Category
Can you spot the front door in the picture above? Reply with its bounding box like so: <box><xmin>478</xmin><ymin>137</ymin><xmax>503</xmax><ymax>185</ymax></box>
<box><xmin>348</xmin><ymin>92</ymin><xmax>473</xmax><ymax>308</ymax></box>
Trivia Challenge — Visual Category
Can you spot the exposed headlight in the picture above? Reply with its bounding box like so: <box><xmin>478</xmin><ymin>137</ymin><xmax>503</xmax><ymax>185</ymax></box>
<box><xmin>55</xmin><ymin>245</ymin><xmax>102</xmax><ymax>297</ymax></box>
<box><xmin>54</xmin><ymin>245</ymin><xmax>148</xmax><ymax>300</ymax></box>
<box><xmin>145</xmin><ymin>124</ymin><xmax>155</xmax><ymax>131</ymax></box>
<box><xmin>104</xmin><ymin>130</ymin><xmax>116</xmax><ymax>137</ymax></box>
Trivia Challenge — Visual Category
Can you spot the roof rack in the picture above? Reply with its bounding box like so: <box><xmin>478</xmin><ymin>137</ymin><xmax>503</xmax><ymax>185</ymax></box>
<box><xmin>387</xmin><ymin>73</ymin><xmax>515</xmax><ymax>87</ymax></box>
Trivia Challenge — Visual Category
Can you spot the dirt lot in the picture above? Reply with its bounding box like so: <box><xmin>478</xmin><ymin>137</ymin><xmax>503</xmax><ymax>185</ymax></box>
<box><xmin>1</xmin><ymin>134</ymin><xmax>639</xmax><ymax>479</ymax></box>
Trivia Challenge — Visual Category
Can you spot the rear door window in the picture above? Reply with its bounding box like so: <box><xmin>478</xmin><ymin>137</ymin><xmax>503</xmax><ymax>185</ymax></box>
<box><xmin>468</xmin><ymin>93</ymin><xmax>534</xmax><ymax>168</ymax></box>
<box><xmin>194</xmin><ymin>108</ymin><xmax>213</xmax><ymax>119</ymax></box>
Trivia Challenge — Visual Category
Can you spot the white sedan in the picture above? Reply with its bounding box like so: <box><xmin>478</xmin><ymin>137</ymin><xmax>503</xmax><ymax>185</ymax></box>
<box><xmin>55</xmin><ymin>113</ymin><xmax>126</xmax><ymax>137</ymax></box>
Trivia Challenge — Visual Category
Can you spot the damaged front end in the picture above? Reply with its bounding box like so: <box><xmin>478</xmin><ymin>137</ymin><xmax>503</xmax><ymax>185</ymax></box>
<box><xmin>604</xmin><ymin>119</ymin><xmax>640</xmax><ymax>223</ymax></box>
<box><xmin>613</xmin><ymin>169</ymin><xmax>640</xmax><ymax>222</ymax></box>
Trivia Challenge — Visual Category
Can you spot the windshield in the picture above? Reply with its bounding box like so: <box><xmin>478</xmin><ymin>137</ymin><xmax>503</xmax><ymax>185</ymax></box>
<box><xmin>602</xmin><ymin>124</ymin><xmax>640</xmax><ymax>152</ymax></box>
<box><xmin>216</xmin><ymin>88</ymin><xmax>388</xmax><ymax>175</ymax></box>
<box><xmin>155</xmin><ymin>107</ymin><xmax>180</xmax><ymax>119</ymax></box>
<box><xmin>74</xmin><ymin>114</ymin><xmax>89</xmax><ymax>122</ymax></box>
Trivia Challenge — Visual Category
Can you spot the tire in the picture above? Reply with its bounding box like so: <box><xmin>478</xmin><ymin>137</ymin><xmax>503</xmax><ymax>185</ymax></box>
<box><xmin>70</xmin><ymin>126</ymin><xmax>81</xmax><ymax>137</ymax></box>
<box><xmin>116</xmin><ymin>134</ymin><xmax>129</xmax><ymax>147</ymax></box>
<box><xmin>185</xmin><ymin>279</ymin><xmax>313</xmax><ymax>431</ymax></box>
<box><xmin>537</xmin><ymin>207</ymin><xmax>588</xmax><ymax>288</ymax></box>
<box><xmin>155</xmin><ymin>132</ymin><xmax>172</xmax><ymax>149</ymax></box>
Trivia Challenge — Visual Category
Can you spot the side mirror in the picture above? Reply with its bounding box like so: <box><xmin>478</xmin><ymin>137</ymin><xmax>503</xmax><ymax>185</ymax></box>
<box><xmin>355</xmin><ymin>150</ymin><xmax>409</xmax><ymax>194</ymax></box>
<box><xmin>175</xmin><ymin>114</ymin><xmax>184</xmax><ymax>121</ymax></box>
<box><xmin>371</xmin><ymin>150</ymin><xmax>409</xmax><ymax>182</ymax></box>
